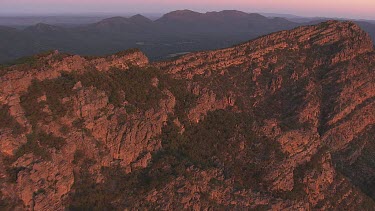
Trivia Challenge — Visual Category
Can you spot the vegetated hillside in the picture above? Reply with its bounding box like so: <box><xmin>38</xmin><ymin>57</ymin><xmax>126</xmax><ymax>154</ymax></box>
<box><xmin>303</xmin><ymin>19</ymin><xmax>375</xmax><ymax>42</ymax></box>
<box><xmin>0</xmin><ymin>21</ymin><xmax>374</xmax><ymax>210</ymax></box>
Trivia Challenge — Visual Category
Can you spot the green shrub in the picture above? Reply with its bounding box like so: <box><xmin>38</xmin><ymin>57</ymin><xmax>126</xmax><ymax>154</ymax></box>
<box><xmin>34</xmin><ymin>188</ymin><xmax>46</xmax><ymax>196</ymax></box>
<box><xmin>124</xmin><ymin>104</ymin><xmax>137</xmax><ymax>114</ymax></box>
<box><xmin>68</xmin><ymin>66</ymin><xmax>165</xmax><ymax>111</ymax></box>
<box><xmin>72</xmin><ymin>118</ymin><xmax>85</xmax><ymax>129</ymax></box>
<box><xmin>14</xmin><ymin>134</ymin><xmax>51</xmax><ymax>161</ymax></box>
<box><xmin>161</xmin><ymin>109</ymin><xmax>286</xmax><ymax>190</ymax></box>
<box><xmin>158</xmin><ymin>76</ymin><xmax>198</xmax><ymax>123</ymax></box>
<box><xmin>72</xmin><ymin>150</ymin><xmax>85</xmax><ymax>164</ymax></box>
<box><xmin>0</xmin><ymin>105</ymin><xmax>25</xmax><ymax>135</ymax></box>
<box><xmin>68</xmin><ymin>109</ymin><xmax>286</xmax><ymax>208</ymax></box>
<box><xmin>68</xmin><ymin>150</ymin><xmax>188</xmax><ymax>209</ymax></box>
<box><xmin>0</xmin><ymin>65</ymin><xmax>9</xmax><ymax>77</ymax></box>
<box><xmin>14</xmin><ymin>131</ymin><xmax>66</xmax><ymax>161</ymax></box>
<box><xmin>59</xmin><ymin>125</ymin><xmax>70</xmax><ymax>135</ymax></box>
<box><xmin>4</xmin><ymin>51</ymin><xmax>56</xmax><ymax>69</ymax></box>
<box><xmin>20</xmin><ymin>76</ymin><xmax>76</xmax><ymax>126</ymax></box>
<box><xmin>113</xmin><ymin>48</ymin><xmax>140</xmax><ymax>57</ymax></box>
<box><xmin>6</xmin><ymin>167</ymin><xmax>26</xmax><ymax>183</ymax></box>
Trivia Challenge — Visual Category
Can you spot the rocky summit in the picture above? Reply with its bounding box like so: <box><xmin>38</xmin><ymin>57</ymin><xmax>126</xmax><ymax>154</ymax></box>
<box><xmin>0</xmin><ymin>20</ymin><xmax>374</xmax><ymax>210</ymax></box>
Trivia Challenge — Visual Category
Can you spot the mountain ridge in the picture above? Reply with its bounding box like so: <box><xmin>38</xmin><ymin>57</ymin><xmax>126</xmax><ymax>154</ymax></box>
<box><xmin>0</xmin><ymin>20</ymin><xmax>374</xmax><ymax>210</ymax></box>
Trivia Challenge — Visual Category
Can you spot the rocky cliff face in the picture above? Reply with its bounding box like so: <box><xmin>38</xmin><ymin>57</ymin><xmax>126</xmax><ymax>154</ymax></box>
<box><xmin>0</xmin><ymin>21</ymin><xmax>374</xmax><ymax>210</ymax></box>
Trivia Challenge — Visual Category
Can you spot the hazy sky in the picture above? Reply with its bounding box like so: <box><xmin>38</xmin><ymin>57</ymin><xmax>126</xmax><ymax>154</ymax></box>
<box><xmin>1</xmin><ymin>0</ymin><xmax>375</xmax><ymax>20</ymax></box>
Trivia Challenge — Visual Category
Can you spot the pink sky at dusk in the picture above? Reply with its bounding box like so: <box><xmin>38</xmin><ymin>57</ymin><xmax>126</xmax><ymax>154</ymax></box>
<box><xmin>1</xmin><ymin>0</ymin><xmax>375</xmax><ymax>20</ymax></box>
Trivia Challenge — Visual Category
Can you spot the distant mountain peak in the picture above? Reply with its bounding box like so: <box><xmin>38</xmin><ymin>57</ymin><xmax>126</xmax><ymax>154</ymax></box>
<box><xmin>157</xmin><ymin>9</ymin><xmax>271</xmax><ymax>23</ymax></box>
<box><xmin>93</xmin><ymin>16</ymin><xmax>131</xmax><ymax>28</ymax></box>
<box><xmin>163</xmin><ymin>9</ymin><xmax>251</xmax><ymax>18</ymax></box>
<box><xmin>129</xmin><ymin>14</ymin><xmax>152</xmax><ymax>24</ymax></box>
<box><xmin>100</xmin><ymin>16</ymin><xmax>129</xmax><ymax>23</ymax></box>
<box><xmin>130</xmin><ymin>14</ymin><xmax>147</xmax><ymax>19</ymax></box>
<box><xmin>209</xmin><ymin>10</ymin><xmax>249</xmax><ymax>16</ymax></box>
<box><xmin>24</xmin><ymin>23</ymin><xmax>63</xmax><ymax>33</ymax></box>
<box><xmin>168</xmin><ymin>9</ymin><xmax>200</xmax><ymax>15</ymax></box>
<box><xmin>159</xmin><ymin>10</ymin><xmax>202</xmax><ymax>20</ymax></box>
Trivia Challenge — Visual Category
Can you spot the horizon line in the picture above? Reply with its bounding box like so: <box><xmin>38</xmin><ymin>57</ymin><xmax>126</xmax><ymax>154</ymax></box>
<box><xmin>0</xmin><ymin>9</ymin><xmax>374</xmax><ymax>22</ymax></box>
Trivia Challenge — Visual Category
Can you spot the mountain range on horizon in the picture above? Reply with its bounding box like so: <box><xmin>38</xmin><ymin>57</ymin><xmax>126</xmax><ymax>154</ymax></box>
<box><xmin>1</xmin><ymin>10</ymin><xmax>375</xmax><ymax>64</ymax></box>
<box><xmin>1</xmin><ymin>10</ymin><xmax>375</xmax><ymax>26</ymax></box>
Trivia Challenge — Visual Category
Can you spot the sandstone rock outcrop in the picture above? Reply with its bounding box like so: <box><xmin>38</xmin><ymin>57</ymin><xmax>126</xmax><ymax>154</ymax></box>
<box><xmin>0</xmin><ymin>21</ymin><xmax>374</xmax><ymax>210</ymax></box>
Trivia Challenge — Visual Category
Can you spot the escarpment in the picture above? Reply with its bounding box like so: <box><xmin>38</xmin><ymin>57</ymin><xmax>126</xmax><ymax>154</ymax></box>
<box><xmin>0</xmin><ymin>21</ymin><xmax>374</xmax><ymax>210</ymax></box>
